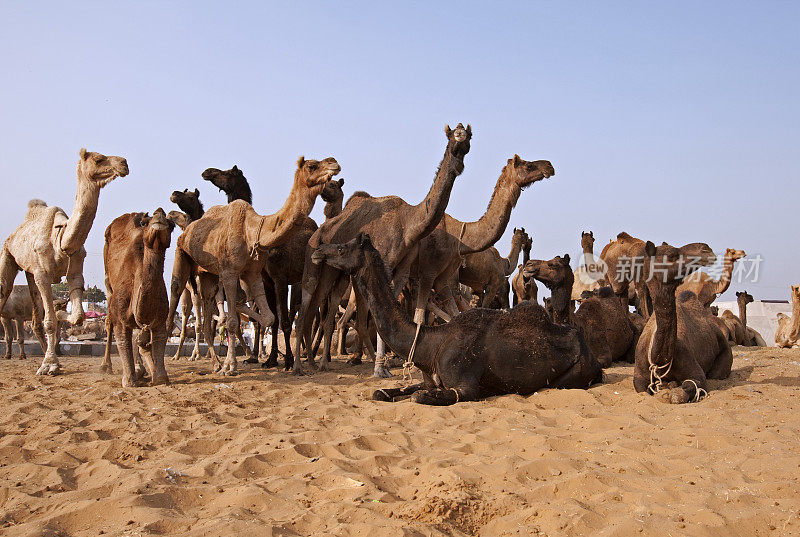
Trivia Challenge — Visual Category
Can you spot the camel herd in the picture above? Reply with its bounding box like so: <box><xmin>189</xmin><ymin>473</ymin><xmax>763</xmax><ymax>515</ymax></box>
<box><xmin>0</xmin><ymin>124</ymin><xmax>797</xmax><ymax>405</ymax></box>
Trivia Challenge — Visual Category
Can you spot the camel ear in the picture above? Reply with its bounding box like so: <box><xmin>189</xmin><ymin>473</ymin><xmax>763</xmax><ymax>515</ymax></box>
<box><xmin>444</xmin><ymin>124</ymin><xmax>452</xmax><ymax>137</ymax></box>
<box><xmin>194</xmin><ymin>188</ymin><xmax>199</xmax><ymax>197</ymax></box>
<box><xmin>296</xmin><ymin>156</ymin><xmax>305</xmax><ymax>168</ymax></box>
<box><xmin>338</xmin><ymin>177</ymin><xmax>345</xmax><ymax>187</ymax></box>
<box><xmin>645</xmin><ymin>241</ymin><xmax>657</xmax><ymax>257</ymax></box>
<box><xmin>563</xmin><ymin>254</ymin><xmax>570</xmax><ymax>265</ymax></box>
<box><xmin>466</xmin><ymin>124</ymin><xmax>472</xmax><ymax>136</ymax></box>
<box><xmin>79</xmin><ymin>148</ymin><xmax>87</xmax><ymax>159</ymax></box>
<box><xmin>183</xmin><ymin>188</ymin><xmax>189</xmax><ymax>193</ymax></box>
<box><xmin>589</xmin><ymin>231</ymin><xmax>594</xmax><ymax>237</ymax></box>
<box><xmin>232</xmin><ymin>165</ymin><xmax>239</xmax><ymax>172</ymax></box>
<box><xmin>513</xmin><ymin>154</ymin><xmax>522</xmax><ymax>166</ymax></box>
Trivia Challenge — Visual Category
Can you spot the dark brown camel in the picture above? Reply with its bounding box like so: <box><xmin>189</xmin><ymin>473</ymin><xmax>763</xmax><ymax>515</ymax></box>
<box><xmin>293</xmin><ymin>124</ymin><xmax>472</xmax><ymax>377</ymax></box>
<box><xmin>103</xmin><ymin>209</ymin><xmax>175</xmax><ymax>387</ymax></box>
<box><xmin>311</xmin><ymin>234</ymin><xmax>602</xmax><ymax>405</ymax></box>
<box><xmin>633</xmin><ymin>241</ymin><xmax>731</xmax><ymax>403</ymax></box>
<box><xmin>202</xmin><ymin>165</ymin><xmax>252</xmax><ymax>204</ymax></box>
<box><xmin>511</xmin><ymin>233</ymin><xmax>534</xmax><ymax>306</ymax></box>
<box><xmin>458</xmin><ymin>227</ymin><xmax>529</xmax><ymax>309</ymax></box>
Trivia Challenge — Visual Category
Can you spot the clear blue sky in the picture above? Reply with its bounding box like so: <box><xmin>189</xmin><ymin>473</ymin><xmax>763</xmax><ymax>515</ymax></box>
<box><xmin>1</xmin><ymin>1</ymin><xmax>797</xmax><ymax>300</ymax></box>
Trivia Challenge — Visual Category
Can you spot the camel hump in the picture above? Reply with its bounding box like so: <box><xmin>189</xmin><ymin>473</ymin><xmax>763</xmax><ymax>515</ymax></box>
<box><xmin>616</xmin><ymin>231</ymin><xmax>633</xmax><ymax>240</ymax></box>
<box><xmin>597</xmin><ymin>286</ymin><xmax>614</xmax><ymax>298</ymax></box>
<box><xmin>28</xmin><ymin>198</ymin><xmax>47</xmax><ymax>209</ymax></box>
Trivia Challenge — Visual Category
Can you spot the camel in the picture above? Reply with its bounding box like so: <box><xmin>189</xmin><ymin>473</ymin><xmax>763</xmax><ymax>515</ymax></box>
<box><xmin>633</xmin><ymin>241</ymin><xmax>731</xmax><ymax>403</ymax></box>
<box><xmin>102</xmin><ymin>209</ymin><xmax>175</xmax><ymax>386</ymax></box>
<box><xmin>775</xmin><ymin>285</ymin><xmax>800</xmax><ymax>348</ymax></box>
<box><xmin>1</xmin><ymin>286</ymin><xmax>47</xmax><ymax>360</ymax></box>
<box><xmin>571</xmin><ymin>231</ymin><xmax>606</xmax><ymax>301</ymax></box>
<box><xmin>720</xmin><ymin>291</ymin><xmax>767</xmax><ymax>347</ymax></box>
<box><xmin>293</xmin><ymin>124</ymin><xmax>472</xmax><ymax>377</ymax></box>
<box><xmin>167</xmin><ymin>155</ymin><xmax>341</xmax><ymax>375</ymax></box>
<box><xmin>511</xmin><ymin>234</ymin><xmax>535</xmax><ymax>305</ymax></box>
<box><xmin>0</xmin><ymin>148</ymin><xmax>129</xmax><ymax>375</ymax></box>
<box><xmin>458</xmin><ymin>227</ymin><xmax>529</xmax><ymax>309</ymax></box>
<box><xmin>528</xmin><ymin>256</ymin><xmax>639</xmax><ymax>367</ymax></box>
<box><xmin>677</xmin><ymin>248</ymin><xmax>747</xmax><ymax>307</ymax></box>
<box><xmin>202</xmin><ymin>165</ymin><xmax>252</xmax><ymax>204</ymax></box>
<box><xmin>311</xmin><ymin>234</ymin><xmax>602</xmax><ymax>405</ymax></box>
<box><xmin>599</xmin><ymin>232</ymin><xmax>650</xmax><ymax>318</ymax></box>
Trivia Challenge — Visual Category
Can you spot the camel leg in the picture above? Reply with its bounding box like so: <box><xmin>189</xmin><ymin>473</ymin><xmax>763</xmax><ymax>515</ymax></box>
<box><xmin>147</xmin><ymin>325</ymin><xmax>169</xmax><ymax>386</ymax></box>
<box><xmin>57</xmin><ymin>250</ymin><xmax>86</xmax><ymax>327</ymax></box>
<box><xmin>218</xmin><ymin>272</ymin><xmax>242</xmax><ymax>376</ymax></box>
<box><xmin>25</xmin><ymin>273</ymin><xmax>48</xmax><ymax>357</ymax></box>
<box><xmin>2</xmin><ymin>318</ymin><xmax>11</xmax><ymax>359</ymax></box>
<box><xmin>14</xmin><ymin>318</ymin><xmax>26</xmax><ymax>360</ymax></box>
<box><xmin>166</xmin><ymin>250</ymin><xmax>193</xmax><ymax>336</ymax></box>
<box><xmin>318</xmin><ymin>277</ymin><xmax>350</xmax><ymax>371</ymax></box>
<box><xmin>133</xmin><ymin>328</ymin><xmax>149</xmax><ymax>380</ymax></box>
<box><xmin>114</xmin><ymin>323</ymin><xmax>137</xmax><ymax>387</ymax></box>
<box><xmin>31</xmin><ymin>271</ymin><xmax>61</xmax><ymax>375</ymax></box>
<box><xmin>372</xmin><ymin>382</ymin><xmax>427</xmax><ymax>402</ymax></box>
<box><xmin>351</xmin><ymin>286</ymin><xmax>377</xmax><ymax>364</ymax></box>
<box><xmin>172</xmin><ymin>288</ymin><xmax>191</xmax><ymax>360</ymax></box>
<box><xmin>261</xmin><ymin>281</ymin><xmax>282</xmax><ymax>368</ymax></box>
<box><xmin>189</xmin><ymin>283</ymin><xmax>202</xmax><ymax>361</ymax></box>
<box><xmin>275</xmin><ymin>280</ymin><xmax>293</xmax><ymax>368</ymax></box>
<box><xmin>0</xmin><ymin>248</ymin><xmax>20</xmax><ymax>344</ymax></box>
<box><xmin>337</xmin><ymin>288</ymin><xmax>357</xmax><ymax>356</ymax></box>
<box><xmin>201</xmin><ymin>293</ymin><xmax>221</xmax><ymax>366</ymax></box>
<box><xmin>707</xmin><ymin>335</ymin><xmax>733</xmax><ymax>380</ymax></box>
<box><xmin>101</xmin><ymin>314</ymin><xmax>114</xmax><ymax>374</ymax></box>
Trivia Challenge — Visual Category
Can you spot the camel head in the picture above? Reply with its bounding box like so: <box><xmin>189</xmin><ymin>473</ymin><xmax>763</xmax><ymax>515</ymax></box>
<box><xmin>139</xmin><ymin>208</ymin><xmax>175</xmax><ymax>252</ymax></box>
<box><xmin>170</xmin><ymin>188</ymin><xmax>203</xmax><ymax>217</ymax></box>
<box><xmin>295</xmin><ymin>156</ymin><xmax>341</xmax><ymax>196</ymax></box>
<box><xmin>511</xmin><ymin>227</ymin><xmax>528</xmax><ymax>249</ymax></box>
<box><xmin>321</xmin><ymin>177</ymin><xmax>345</xmax><ymax>203</ymax></box>
<box><xmin>444</xmin><ymin>123</ymin><xmax>472</xmax><ymax>159</ymax></box>
<box><xmin>643</xmin><ymin>241</ymin><xmax>716</xmax><ymax>288</ymax></box>
<box><xmin>792</xmin><ymin>285</ymin><xmax>800</xmax><ymax>299</ymax></box>
<box><xmin>581</xmin><ymin>231</ymin><xmax>594</xmax><ymax>251</ymax></box>
<box><xmin>201</xmin><ymin>165</ymin><xmax>252</xmax><ymax>204</ymax></box>
<box><xmin>736</xmin><ymin>291</ymin><xmax>754</xmax><ymax>305</ymax></box>
<box><xmin>166</xmin><ymin>210</ymin><xmax>191</xmax><ymax>231</ymax></box>
<box><xmin>505</xmin><ymin>155</ymin><xmax>554</xmax><ymax>190</ymax></box>
<box><xmin>724</xmin><ymin>248</ymin><xmax>747</xmax><ymax>263</ymax></box>
<box><xmin>711</xmin><ymin>305</ymin><xmax>720</xmax><ymax>316</ymax></box>
<box><xmin>77</xmin><ymin>148</ymin><xmax>129</xmax><ymax>187</ymax></box>
<box><xmin>311</xmin><ymin>232</ymin><xmax>373</xmax><ymax>273</ymax></box>
<box><xmin>525</xmin><ymin>255</ymin><xmax>572</xmax><ymax>290</ymax></box>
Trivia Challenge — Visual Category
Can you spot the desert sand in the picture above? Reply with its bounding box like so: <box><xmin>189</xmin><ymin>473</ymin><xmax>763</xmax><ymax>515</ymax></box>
<box><xmin>1</xmin><ymin>346</ymin><xmax>799</xmax><ymax>537</ymax></box>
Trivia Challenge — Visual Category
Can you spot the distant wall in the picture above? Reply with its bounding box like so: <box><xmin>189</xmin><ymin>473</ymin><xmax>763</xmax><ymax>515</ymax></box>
<box><xmin>714</xmin><ymin>300</ymin><xmax>791</xmax><ymax>346</ymax></box>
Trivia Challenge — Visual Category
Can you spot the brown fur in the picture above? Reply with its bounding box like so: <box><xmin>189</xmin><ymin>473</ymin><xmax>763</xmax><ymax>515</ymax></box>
<box><xmin>459</xmin><ymin>227</ymin><xmax>529</xmax><ymax>308</ymax></box>
<box><xmin>775</xmin><ymin>285</ymin><xmax>800</xmax><ymax>347</ymax></box>
<box><xmin>677</xmin><ymin>248</ymin><xmax>746</xmax><ymax>307</ymax></box>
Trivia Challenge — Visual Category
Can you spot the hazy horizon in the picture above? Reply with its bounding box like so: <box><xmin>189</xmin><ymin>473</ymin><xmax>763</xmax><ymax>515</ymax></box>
<box><xmin>1</xmin><ymin>2</ymin><xmax>797</xmax><ymax>302</ymax></box>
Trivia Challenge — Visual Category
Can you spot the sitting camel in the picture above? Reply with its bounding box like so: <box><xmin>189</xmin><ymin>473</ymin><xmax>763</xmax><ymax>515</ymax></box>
<box><xmin>600</xmin><ymin>232</ymin><xmax>650</xmax><ymax>318</ymax></box>
<box><xmin>0</xmin><ymin>148</ymin><xmax>129</xmax><ymax>375</ymax></box>
<box><xmin>103</xmin><ymin>209</ymin><xmax>175</xmax><ymax>386</ymax></box>
<box><xmin>1</xmin><ymin>286</ymin><xmax>47</xmax><ymax>360</ymax></box>
<box><xmin>633</xmin><ymin>241</ymin><xmax>731</xmax><ymax>404</ymax></box>
<box><xmin>311</xmin><ymin>234</ymin><xmax>602</xmax><ymax>405</ymax></box>
<box><xmin>527</xmin><ymin>256</ymin><xmax>638</xmax><ymax>367</ymax></box>
<box><xmin>775</xmin><ymin>285</ymin><xmax>800</xmax><ymax>348</ymax></box>
<box><xmin>458</xmin><ymin>227</ymin><xmax>529</xmax><ymax>309</ymax></box>
<box><xmin>720</xmin><ymin>291</ymin><xmax>766</xmax><ymax>346</ymax></box>
<box><xmin>167</xmin><ymin>155</ymin><xmax>340</xmax><ymax>375</ymax></box>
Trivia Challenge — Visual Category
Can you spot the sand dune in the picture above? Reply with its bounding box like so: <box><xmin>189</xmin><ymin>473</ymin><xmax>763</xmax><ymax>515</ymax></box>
<box><xmin>1</xmin><ymin>347</ymin><xmax>799</xmax><ymax>536</ymax></box>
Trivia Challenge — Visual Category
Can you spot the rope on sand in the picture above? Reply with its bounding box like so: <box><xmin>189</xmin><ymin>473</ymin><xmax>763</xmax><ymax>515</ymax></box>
<box><xmin>403</xmin><ymin>312</ymin><xmax>424</xmax><ymax>382</ymax></box>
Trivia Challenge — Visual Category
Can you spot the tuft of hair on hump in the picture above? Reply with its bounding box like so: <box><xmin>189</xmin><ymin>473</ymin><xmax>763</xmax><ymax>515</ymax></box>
<box><xmin>677</xmin><ymin>290</ymin><xmax>697</xmax><ymax>303</ymax></box>
<box><xmin>28</xmin><ymin>199</ymin><xmax>47</xmax><ymax>208</ymax></box>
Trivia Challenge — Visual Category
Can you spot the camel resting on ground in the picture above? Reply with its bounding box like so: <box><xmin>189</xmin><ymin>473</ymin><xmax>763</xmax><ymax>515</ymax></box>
<box><xmin>775</xmin><ymin>285</ymin><xmax>800</xmax><ymax>348</ymax></box>
<box><xmin>633</xmin><ymin>241</ymin><xmax>731</xmax><ymax>404</ymax></box>
<box><xmin>720</xmin><ymin>291</ymin><xmax>766</xmax><ymax>346</ymax></box>
<box><xmin>1</xmin><ymin>286</ymin><xmax>47</xmax><ymax>360</ymax></box>
<box><xmin>311</xmin><ymin>233</ymin><xmax>602</xmax><ymax>405</ymax></box>
<box><xmin>103</xmin><ymin>209</ymin><xmax>175</xmax><ymax>387</ymax></box>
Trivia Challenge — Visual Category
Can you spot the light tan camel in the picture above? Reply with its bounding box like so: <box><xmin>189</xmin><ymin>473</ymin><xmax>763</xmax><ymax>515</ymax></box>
<box><xmin>165</xmin><ymin>210</ymin><xmax>204</xmax><ymax>361</ymax></box>
<box><xmin>167</xmin><ymin>156</ymin><xmax>340</xmax><ymax>375</ymax></box>
<box><xmin>720</xmin><ymin>291</ymin><xmax>766</xmax><ymax>347</ymax></box>
<box><xmin>571</xmin><ymin>231</ymin><xmax>606</xmax><ymax>301</ymax></box>
<box><xmin>102</xmin><ymin>210</ymin><xmax>175</xmax><ymax>386</ymax></box>
<box><xmin>677</xmin><ymin>248</ymin><xmax>746</xmax><ymax>307</ymax></box>
<box><xmin>1</xmin><ymin>286</ymin><xmax>47</xmax><ymax>360</ymax></box>
<box><xmin>294</xmin><ymin>124</ymin><xmax>472</xmax><ymax>377</ymax></box>
<box><xmin>458</xmin><ymin>227</ymin><xmax>529</xmax><ymax>308</ymax></box>
<box><xmin>0</xmin><ymin>149</ymin><xmax>129</xmax><ymax>375</ymax></box>
<box><xmin>775</xmin><ymin>285</ymin><xmax>800</xmax><ymax>348</ymax></box>
<box><xmin>511</xmin><ymin>234</ymin><xmax>535</xmax><ymax>305</ymax></box>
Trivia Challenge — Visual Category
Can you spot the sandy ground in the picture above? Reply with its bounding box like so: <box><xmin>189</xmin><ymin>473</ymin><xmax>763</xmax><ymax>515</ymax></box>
<box><xmin>0</xmin><ymin>347</ymin><xmax>799</xmax><ymax>537</ymax></box>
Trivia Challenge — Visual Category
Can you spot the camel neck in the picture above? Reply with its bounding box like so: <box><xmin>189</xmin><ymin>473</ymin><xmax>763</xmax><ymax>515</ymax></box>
<box><xmin>405</xmin><ymin>143</ymin><xmax>467</xmax><ymax>246</ymax></box>
<box><xmin>714</xmin><ymin>253</ymin><xmax>738</xmax><ymax>296</ymax></box>
<box><xmin>582</xmin><ymin>244</ymin><xmax>595</xmax><ymax>270</ymax></box>
<box><xmin>351</xmin><ymin>249</ymin><xmax>420</xmax><ymax>359</ymax></box>
<box><xmin>323</xmin><ymin>198</ymin><xmax>343</xmax><ymax>220</ymax></box>
<box><xmin>522</xmin><ymin>246</ymin><xmax>531</xmax><ymax>264</ymax></box>
<box><xmin>647</xmin><ymin>282</ymin><xmax>679</xmax><ymax>368</ymax></box>
<box><xmin>737</xmin><ymin>297</ymin><xmax>748</xmax><ymax>326</ymax></box>
<box><xmin>255</xmin><ymin>174</ymin><xmax>319</xmax><ymax>248</ymax></box>
<box><xmin>186</xmin><ymin>206</ymin><xmax>204</xmax><ymax>222</ymax></box>
<box><xmin>135</xmin><ymin>241</ymin><xmax>168</xmax><ymax>324</ymax></box>
<box><xmin>503</xmin><ymin>239</ymin><xmax>524</xmax><ymax>277</ymax></box>
<box><xmin>551</xmin><ymin>285</ymin><xmax>573</xmax><ymax>325</ymax></box>
<box><xmin>790</xmin><ymin>291</ymin><xmax>800</xmax><ymax>340</ymax></box>
<box><xmin>458</xmin><ymin>166</ymin><xmax>521</xmax><ymax>254</ymax></box>
<box><xmin>61</xmin><ymin>174</ymin><xmax>101</xmax><ymax>255</ymax></box>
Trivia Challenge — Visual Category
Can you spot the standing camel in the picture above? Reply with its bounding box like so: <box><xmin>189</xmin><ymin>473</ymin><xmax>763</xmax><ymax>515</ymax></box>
<box><xmin>166</xmin><ymin>156</ymin><xmax>341</xmax><ymax>375</ymax></box>
<box><xmin>294</xmin><ymin>124</ymin><xmax>472</xmax><ymax>377</ymax></box>
<box><xmin>571</xmin><ymin>231</ymin><xmax>606</xmax><ymax>301</ymax></box>
<box><xmin>1</xmin><ymin>286</ymin><xmax>47</xmax><ymax>360</ymax></box>
<box><xmin>458</xmin><ymin>227</ymin><xmax>529</xmax><ymax>309</ymax></box>
<box><xmin>677</xmin><ymin>248</ymin><xmax>746</xmax><ymax>307</ymax></box>
<box><xmin>0</xmin><ymin>148</ymin><xmax>129</xmax><ymax>375</ymax></box>
<box><xmin>103</xmin><ymin>209</ymin><xmax>175</xmax><ymax>386</ymax></box>
<box><xmin>511</xmin><ymin>234</ymin><xmax>535</xmax><ymax>305</ymax></box>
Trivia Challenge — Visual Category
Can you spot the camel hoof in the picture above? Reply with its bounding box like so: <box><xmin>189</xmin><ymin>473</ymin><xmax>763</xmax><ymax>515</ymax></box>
<box><xmin>373</xmin><ymin>365</ymin><xmax>393</xmax><ymax>378</ymax></box>
<box><xmin>134</xmin><ymin>367</ymin><xmax>148</xmax><ymax>380</ymax></box>
<box><xmin>19</xmin><ymin>354</ymin><xmax>26</xmax><ymax>361</ymax></box>
<box><xmin>221</xmin><ymin>369</ymin><xmax>238</xmax><ymax>377</ymax></box>
<box><xmin>36</xmin><ymin>363</ymin><xmax>61</xmax><ymax>376</ymax></box>
<box><xmin>151</xmin><ymin>376</ymin><xmax>170</xmax><ymax>386</ymax></box>
<box><xmin>261</xmin><ymin>358</ymin><xmax>278</xmax><ymax>369</ymax></box>
<box><xmin>3</xmin><ymin>354</ymin><xmax>11</xmax><ymax>360</ymax></box>
<box><xmin>99</xmin><ymin>365</ymin><xmax>113</xmax><ymax>375</ymax></box>
<box><xmin>243</xmin><ymin>356</ymin><xmax>259</xmax><ymax>365</ymax></box>
<box><xmin>348</xmin><ymin>356</ymin><xmax>362</xmax><ymax>365</ymax></box>
<box><xmin>372</xmin><ymin>389</ymin><xmax>393</xmax><ymax>402</ymax></box>
<box><xmin>291</xmin><ymin>368</ymin><xmax>305</xmax><ymax>376</ymax></box>
<box><xmin>171</xmin><ymin>353</ymin><xmax>182</xmax><ymax>361</ymax></box>
<box><xmin>121</xmin><ymin>376</ymin><xmax>139</xmax><ymax>388</ymax></box>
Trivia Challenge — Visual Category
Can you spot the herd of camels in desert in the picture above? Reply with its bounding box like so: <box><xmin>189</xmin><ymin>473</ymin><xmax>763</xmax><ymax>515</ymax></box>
<box><xmin>0</xmin><ymin>123</ymin><xmax>798</xmax><ymax>405</ymax></box>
